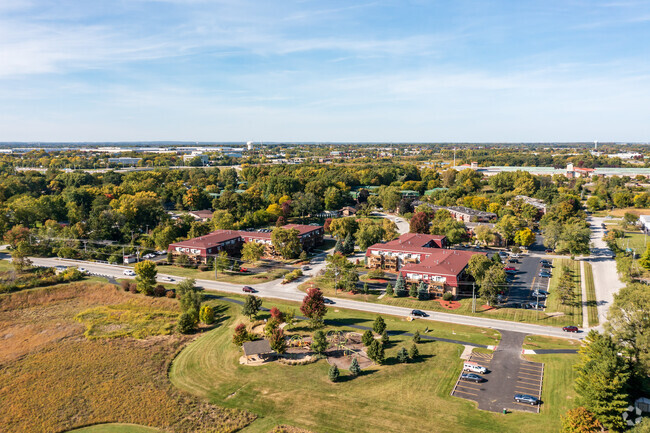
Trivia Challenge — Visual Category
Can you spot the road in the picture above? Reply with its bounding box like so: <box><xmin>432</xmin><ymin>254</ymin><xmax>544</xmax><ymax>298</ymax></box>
<box><xmin>372</xmin><ymin>212</ymin><xmax>409</xmax><ymax>234</ymax></box>
<box><xmin>27</xmin><ymin>255</ymin><xmax>582</xmax><ymax>340</ymax></box>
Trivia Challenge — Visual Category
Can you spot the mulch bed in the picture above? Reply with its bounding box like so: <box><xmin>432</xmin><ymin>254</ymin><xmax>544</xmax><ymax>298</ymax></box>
<box><xmin>433</xmin><ymin>299</ymin><xmax>462</xmax><ymax>310</ymax></box>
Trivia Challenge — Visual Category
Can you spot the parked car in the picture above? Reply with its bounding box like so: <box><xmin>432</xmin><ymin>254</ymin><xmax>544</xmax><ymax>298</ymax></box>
<box><xmin>161</xmin><ymin>276</ymin><xmax>174</xmax><ymax>282</ymax></box>
<box><xmin>123</xmin><ymin>269</ymin><xmax>136</xmax><ymax>276</ymax></box>
<box><xmin>239</xmin><ymin>267</ymin><xmax>248</xmax><ymax>272</ymax></box>
<box><xmin>156</xmin><ymin>250</ymin><xmax>167</xmax><ymax>255</ymax></box>
<box><xmin>563</xmin><ymin>326</ymin><xmax>579</xmax><ymax>333</ymax></box>
<box><xmin>529</xmin><ymin>302</ymin><xmax>545</xmax><ymax>310</ymax></box>
<box><xmin>242</xmin><ymin>286</ymin><xmax>256</xmax><ymax>293</ymax></box>
<box><xmin>411</xmin><ymin>309</ymin><xmax>428</xmax><ymax>317</ymax></box>
<box><xmin>503</xmin><ymin>266</ymin><xmax>516</xmax><ymax>271</ymax></box>
<box><xmin>463</xmin><ymin>362</ymin><xmax>488</xmax><ymax>374</ymax></box>
<box><xmin>514</xmin><ymin>394</ymin><xmax>539</xmax><ymax>405</ymax></box>
<box><xmin>541</xmin><ymin>262</ymin><xmax>553</xmax><ymax>268</ymax></box>
<box><xmin>498</xmin><ymin>251</ymin><xmax>509</xmax><ymax>257</ymax></box>
<box><xmin>301</xmin><ymin>265</ymin><xmax>311</xmax><ymax>271</ymax></box>
<box><xmin>532</xmin><ymin>290</ymin><xmax>547</xmax><ymax>298</ymax></box>
<box><xmin>538</xmin><ymin>271</ymin><xmax>552</xmax><ymax>278</ymax></box>
<box><xmin>545</xmin><ymin>249</ymin><xmax>553</xmax><ymax>254</ymax></box>
<box><xmin>508</xmin><ymin>258</ymin><xmax>519</xmax><ymax>264</ymax></box>
<box><xmin>540</xmin><ymin>259</ymin><xmax>550</xmax><ymax>264</ymax></box>
<box><xmin>78</xmin><ymin>267</ymin><xmax>88</xmax><ymax>274</ymax></box>
<box><xmin>323</xmin><ymin>298</ymin><xmax>335</xmax><ymax>305</ymax></box>
<box><xmin>460</xmin><ymin>373</ymin><xmax>484</xmax><ymax>383</ymax></box>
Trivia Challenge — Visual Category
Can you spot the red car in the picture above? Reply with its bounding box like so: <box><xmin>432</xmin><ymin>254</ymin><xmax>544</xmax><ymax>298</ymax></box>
<box><xmin>242</xmin><ymin>286</ymin><xmax>256</xmax><ymax>293</ymax></box>
<box><xmin>503</xmin><ymin>267</ymin><xmax>516</xmax><ymax>271</ymax></box>
<box><xmin>563</xmin><ymin>326</ymin><xmax>579</xmax><ymax>333</ymax></box>
<box><xmin>239</xmin><ymin>267</ymin><xmax>248</xmax><ymax>273</ymax></box>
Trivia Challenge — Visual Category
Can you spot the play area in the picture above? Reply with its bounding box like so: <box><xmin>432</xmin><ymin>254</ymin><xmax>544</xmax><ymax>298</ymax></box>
<box><xmin>240</xmin><ymin>331</ymin><xmax>373</xmax><ymax>370</ymax></box>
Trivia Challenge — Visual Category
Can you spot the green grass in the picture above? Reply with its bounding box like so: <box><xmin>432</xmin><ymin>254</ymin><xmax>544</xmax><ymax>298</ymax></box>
<box><xmin>158</xmin><ymin>265</ymin><xmax>290</xmax><ymax>284</ymax></box>
<box><xmin>615</xmin><ymin>231</ymin><xmax>649</xmax><ymax>255</ymax></box>
<box><xmin>0</xmin><ymin>259</ymin><xmax>13</xmax><ymax>272</ymax></box>
<box><xmin>74</xmin><ymin>303</ymin><xmax>178</xmax><ymax>339</ymax></box>
<box><xmin>169</xmin><ymin>298</ymin><xmax>577</xmax><ymax>433</ymax></box>
<box><xmin>543</xmin><ymin>259</ymin><xmax>582</xmax><ymax>327</ymax></box>
<box><xmin>522</xmin><ymin>335</ymin><xmax>582</xmax><ymax>351</ymax></box>
<box><xmin>68</xmin><ymin>424</ymin><xmax>161</xmax><ymax>433</ymax></box>
<box><xmin>524</xmin><ymin>353</ymin><xmax>580</xmax><ymax>419</ymax></box>
<box><xmin>583</xmin><ymin>262</ymin><xmax>598</xmax><ymax>327</ymax></box>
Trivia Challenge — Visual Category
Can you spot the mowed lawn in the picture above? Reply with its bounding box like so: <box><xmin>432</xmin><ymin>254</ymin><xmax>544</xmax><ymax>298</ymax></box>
<box><xmin>583</xmin><ymin>262</ymin><xmax>598</xmax><ymax>327</ymax></box>
<box><xmin>170</xmin><ymin>300</ymin><xmax>576</xmax><ymax>433</ymax></box>
<box><xmin>615</xmin><ymin>230</ymin><xmax>649</xmax><ymax>255</ymax></box>
<box><xmin>69</xmin><ymin>424</ymin><xmax>161</xmax><ymax>433</ymax></box>
<box><xmin>544</xmin><ymin>259</ymin><xmax>582</xmax><ymax>327</ymax></box>
<box><xmin>157</xmin><ymin>264</ymin><xmax>290</xmax><ymax>284</ymax></box>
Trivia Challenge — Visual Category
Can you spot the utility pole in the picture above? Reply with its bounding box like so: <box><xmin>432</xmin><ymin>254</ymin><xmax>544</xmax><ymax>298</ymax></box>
<box><xmin>472</xmin><ymin>282</ymin><xmax>476</xmax><ymax>313</ymax></box>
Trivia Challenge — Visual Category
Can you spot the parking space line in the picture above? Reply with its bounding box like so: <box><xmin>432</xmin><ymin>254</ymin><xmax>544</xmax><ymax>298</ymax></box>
<box><xmin>517</xmin><ymin>379</ymin><xmax>541</xmax><ymax>386</ymax></box>
<box><xmin>520</xmin><ymin>364</ymin><xmax>543</xmax><ymax>369</ymax></box>
<box><xmin>514</xmin><ymin>402</ymin><xmax>538</xmax><ymax>409</ymax></box>
<box><xmin>515</xmin><ymin>385</ymin><xmax>541</xmax><ymax>393</ymax></box>
<box><xmin>519</xmin><ymin>367</ymin><xmax>543</xmax><ymax>373</ymax></box>
<box><xmin>518</xmin><ymin>371</ymin><xmax>542</xmax><ymax>377</ymax></box>
<box><xmin>453</xmin><ymin>389</ymin><xmax>478</xmax><ymax>397</ymax></box>
<box><xmin>457</xmin><ymin>382</ymin><xmax>483</xmax><ymax>389</ymax></box>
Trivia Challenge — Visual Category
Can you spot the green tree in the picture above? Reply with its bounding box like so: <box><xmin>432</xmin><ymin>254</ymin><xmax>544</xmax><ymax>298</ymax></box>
<box><xmin>639</xmin><ymin>244</ymin><xmax>650</xmax><ymax>269</ymax></box>
<box><xmin>300</xmin><ymin>287</ymin><xmax>327</xmax><ymax>328</ymax></box>
<box><xmin>212</xmin><ymin>209</ymin><xmax>235</xmax><ymax>230</ymax></box>
<box><xmin>474</xmin><ymin>224</ymin><xmax>494</xmax><ymax>246</ymax></box>
<box><xmin>385</xmin><ymin>282</ymin><xmax>394</xmax><ymax>297</ymax></box>
<box><xmin>271</xmin><ymin>227</ymin><xmax>302</xmax><ymax>259</ymax></box>
<box><xmin>556</xmin><ymin>222</ymin><xmax>592</xmax><ymax>257</ymax></box>
<box><xmin>373</xmin><ymin>316</ymin><xmax>386</xmax><ymax>334</ymax></box>
<box><xmin>362</xmin><ymin>329</ymin><xmax>375</xmax><ymax>347</ymax></box>
<box><xmin>397</xmin><ymin>347</ymin><xmax>409</xmax><ymax>363</ymax></box>
<box><xmin>417</xmin><ymin>280</ymin><xmax>429</xmax><ymax>300</ymax></box>
<box><xmin>328</xmin><ymin>364</ymin><xmax>340</xmax><ymax>382</ymax></box>
<box><xmin>268</xmin><ymin>328</ymin><xmax>287</xmax><ymax>354</ymax></box>
<box><xmin>349</xmin><ymin>357</ymin><xmax>361</xmax><ymax>376</ymax></box>
<box><xmin>409</xmin><ymin>343</ymin><xmax>420</xmax><ymax>360</ymax></box>
<box><xmin>409</xmin><ymin>283</ymin><xmax>418</xmax><ymax>298</ymax></box>
<box><xmin>177</xmin><ymin>312</ymin><xmax>197</xmax><ymax>333</ymax></box>
<box><xmin>413</xmin><ymin>330</ymin><xmax>421</xmax><ymax>344</ymax></box>
<box><xmin>467</xmin><ymin>254</ymin><xmax>492</xmax><ymax>282</ymax></box>
<box><xmin>394</xmin><ymin>273</ymin><xmax>407</xmax><ymax>297</ymax></box>
<box><xmin>242</xmin><ymin>295</ymin><xmax>262</xmax><ymax>319</ymax></box>
<box><xmin>495</xmin><ymin>215</ymin><xmax>521</xmax><ymax>246</ymax></box>
<box><xmin>324</xmin><ymin>252</ymin><xmax>359</xmax><ymax>292</ymax></box>
<box><xmin>177</xmin><ymin>278</ymin><xmax>202</xmax><ymax>320</ymax></box>
<box><xmin>355</xmin><ymin>220</ymin><xmax>384</xmax><ymax>250</ymax></box>
<box><xmin>367</xmin><ymin>339</ymin><xmax>385</xmax><ymax>364</ymax></box>
<box><xmin>557</xmin><ymin>268</ymin><xmax>575</xmax><ymax>305</ymax></box>
<box><xmin>11</xmin><ymin>241</ymin><xmax>32</xmax><ymax>272</ymax></box>
<box><xmin>480</xmin><ymin>265</ymin><xmax>506</xmax><ymax>306</ymax></box>
<box><xmin>329</xmin><ymin>217</ymin><xmax>359</xmax><ymax>239</ymax></box>
<box><xmin>381</xmin><ymin>330</ymin><xmax>389</xmax><ymax>347</ymax></box>
<box><xmin>343</xmin><ymin>233</ymin><xmax>355</xmax><ymax>254</ymax></box>
<box><xmin>242</xmin><ymin>241</ymin><xmax>265</xmax><ymax>262</ymax></box>
<box><xmin>561</xmin><ymin>406</ymin><xmax>603</xmax><ymax>433</ymax></box>
<box><xmin>312</xmin><ymin>330</ymin><xmax>328</xmax><ymax>354</ymax></box>
<box><xmin>134</xmin><ymin>260</ymin><xmax>157</xmax><ymax>295</ymax></box>
<box><xmin>213</xmin><ymin>250</ymin><xmax>230</xmax><ymax>277</ymax></box>
<box><xmin>199</xmin><ymin>305</ymin><xmax>215</xmax><ymax>324</ymax></box>
<box><xmin>574</xmin><ymin>330</ymin><xmax>630</xmax><ymax>432</ymax></box>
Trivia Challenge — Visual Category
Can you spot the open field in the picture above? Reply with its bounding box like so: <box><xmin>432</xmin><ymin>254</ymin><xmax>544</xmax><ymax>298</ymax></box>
<box><xmin>615</xmin><ymin>230</ymin><xmax>648</xmax><ymax>255</ymax></box>
<box><xmin>158</xmin><ymin>265</ymin><xmax>290</xmax><ymax>284</ymax></box>
<box><xmin>523</xmin><ymin>353</ymin><xmax>579</xmax><ymax>417</ymax></box>
<box><xmin>582</xmin><ymin>262</ymin><xmax>598</xmax><ymax>327</ymax></box>
<box><xmin>522</xmin><ymin>335</ymin><xmax>582</xmax><ymax>351</ymax></box>
<box><xmin>0</xmin><ymin>282</ymin><xmax>255</xmax><ymax>433</ymax></box>
<box><xmin>170</xmin><ymin>298</ymin><xmax>576</xmax><ymax>433</ymax></box>
<box><xmin>543</xmin><ymin>259</ymin><xmax>582</xmax><ymax>326</ymax></box>
<box><xmin>69</xmin><ymin>424</ymin><xmax>162</xmax><ymax>433</ymax></box>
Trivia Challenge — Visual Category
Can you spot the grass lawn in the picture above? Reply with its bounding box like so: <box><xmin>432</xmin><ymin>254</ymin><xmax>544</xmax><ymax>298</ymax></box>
<box><xmin>158</xmin><ymin>265</ymin><xmax>290</xmax><ymax>285</ymax></box>
<box><xmin>68</xmin><ymin>424</ymin><xmax>162</xmax><ymax>433</ymax></box>
<box><xmin>170</xmin><ymin>299</ymin><xmax>576</xmax><ymax>433</ymax></box>
<box><xmin>615</xmin><ymin>230</ymin><xmax>649</xmax><ymax>255</ymax></box>
<box><xmin>543</xmin><ymin>259</ymin><xmax>582</xmax><ymax>327</ymax></box>
<box><xmin>0</xmin><ymin>259</ymin><xmax>13</xmax><ymax>272</ymax></box>
<box><xmin>522</xmin><ymin>335</ymin><xmax>582</xmax><ymax>351</ymax></box>
<box><xmin>583</xmin><ymin>262</ymin><xmax>598</xmax><ymax>327</ymax></box>
<box><xmin>524</xmin><ymin>353</ymin><xmax>579</xmax><ymax>419</ymax></box>
<box><xmin>606</xmin><ymin>207</ymin><xmax>650</xmax><ymax>218</ymax></box>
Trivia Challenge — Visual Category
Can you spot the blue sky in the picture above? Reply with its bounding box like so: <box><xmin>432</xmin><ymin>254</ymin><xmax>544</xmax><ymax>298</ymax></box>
<box><xmin>1</xmin><ymin>0</ymin><xmax>649</xmax><ymax>142</ymax></box>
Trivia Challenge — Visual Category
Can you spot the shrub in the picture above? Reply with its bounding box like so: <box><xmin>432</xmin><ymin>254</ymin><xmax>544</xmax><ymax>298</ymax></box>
<box><xmin>153</xmin><ymin>285</ymin><xmax>167</xmax><ymax>297</ymax></box>
<box><xmin>373</xmin><ymin>316</ymin><xmax>386</xmax><ymax>334</ymax></box>
<box><xmin>199</xmin><ymin>305</ymin><xmax>215</xmax><ymax>325</ymax></box>
<box><xmin>177</xmin><ymin>312</ymin><xmax>197</xmax><ymax>334</ymax></box>
<box><xmin>409</xmin><ymin>343</ymin><xmax>419</xmax><ymax>360</ymax></box>
<box><xmin>270</xmin><ymin>307</ymin><xmax>284</xmax><ymax>322</ymax></box>
<box><xmin>362</xmin><ymin>329</ymin><xmax>374</xmax><ymax>347</ymax></box>
<box><xmin>198</xmin><ymin>264</ymin><xmax>209</xmax><ymax>272</ymax></box>
<box><xmin>282</xmin><ymin>269</ymin><xmax>303</xmax><ymax>284</ymax></box>
<box><xmin>397</xmin><ymin>347</ymin><xmax>409</xmax><ymax>363</ymax></box>
<box><xmin>412</xmin><ymin>330</ymin><xmax>421</xmax><ymax>344</ymax></box>
<box><xmin>232</xmin><ymin>323</ymin><xmax>254</xmax><ymax>345</ymax></box>
<box><xmin>120</xmin><ymin>280</ymin><xmax>130</xmax><ymax>291</ymax></box>
<box><xmin>311</xmin><ymin>330</ymin><xmax>328</xmax><ymax>354</ymax></box>
<box><xmin>264</xmin><ymin>318</ymin><xmax>280</xmax><ymax>337</ymax></box>
<box><xmin>129</xmin><ymin>283</ymin><xmax>138</xmax><ymax>294</ymax></box>
<box><xmin>165</xmin><ymin>290</ymin><xmax>176</xmax><ymax>298</ymax></box>
<box><xmin>442</xmin><ymin>292</ymin><xmax>453</xmax><ymax>301</ymax></box>
<box><xmin>328</xmin><ymin>364</ymin><xmax>340</xmax><ymax>382</ymax></box>
<box><xmin>385</xmin><ymin>283</ymin><xmax>394</xmax><ymax>296</ymax></box>
<box><xmin>349</xmin><ymin>358</ymin><xmax>361</xmax><ymax>376</ymax></box>
<box><xmin>268</xmin><ymin>328</ymin><xmax>287</xmax><ymax>354</ymax></box>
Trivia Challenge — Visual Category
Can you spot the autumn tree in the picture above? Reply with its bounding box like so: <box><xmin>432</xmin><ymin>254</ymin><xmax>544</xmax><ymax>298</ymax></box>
<box><xmin>409</xmin><ymin>212</ymin><xmax>430</xmax><ymax>234</ymax></box>
<box><xmin>242</xmin><ymin>241</ymin><xmax>265</xmax><ymax>262</ymax></box>
<box><xmin>513</xmin><ymin>227</ymin><xmax>536</xmax><ymax>247</ymax></box>
<box><xmin>271</xmin><ymin>227</ymin><xmax>302</xmax><ymax>259</ymax></box>
<box><xmin>134</xmin><ymin>260</ymin><xmax>157</xmax><ymax>295</ymax></box>
<box><xmin>561</xmin><ymin>407</ymin><xmax>603</xmax><ymax>433</ymax></box>
<box><xmin>300</xmin><ymin>287</ymin><xmax>328</xmax><ymax>328</ymax></box>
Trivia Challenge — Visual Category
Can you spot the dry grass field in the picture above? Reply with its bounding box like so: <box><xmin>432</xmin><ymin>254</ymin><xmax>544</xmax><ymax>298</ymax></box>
<box><xmin>0</xmin><ymin>282</ymin><xmax>256</xmax><ymax>433</ymax></box>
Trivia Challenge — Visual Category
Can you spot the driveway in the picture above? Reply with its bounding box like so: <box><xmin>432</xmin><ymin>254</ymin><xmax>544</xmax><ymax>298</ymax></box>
<box><xmin>451</xmin><ymin>331</ymin><xmax>543</xmax><ymax>413</ymax></box>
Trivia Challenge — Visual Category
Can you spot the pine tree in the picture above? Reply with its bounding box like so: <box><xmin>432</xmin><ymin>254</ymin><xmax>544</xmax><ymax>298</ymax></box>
<box><xmin>409</xmin><ymin>343</ymin><xmax>419</xmax><ymax>360</ymax></box>
<box><xmin>334</xmin><ymin>239</ymin><xmax>344</xmax><ymax>254</ymax></box>
<box><xmin>412</xmin><ymin>330</ymin><xmax>421</xmax><ymax>344</ymax></box>
<box><xmin>343</xmin><ymin>233</ymin><xmax>355</xmax><ymax>254</ymax></box>
<box><xmin>381</xmin><ymin>330</ymin><xmax>389</xmax><ymax>347</ymax></box>
<box><xmin>362</xmin><ymin>329</ymin><xmax>374</xmax><ymax>347</ymax></box>
<box><xmin>373</xmin><ymin>316</ymin><xmax>386</xmax><ymax>334</ymax></box>
<box><xmin>311</xmin><ymin>330</ymin><xmax>328</xmax><ymax>354</ymax></box>
<box><xmin>397</xmin><ymin>347</ymin><xmax>409</xmax><ymax>363</ymax></box>
<box><xmin>363</xmin><ymin>282</ymin><xmax>369</xmax><ymax>294</ymax></box>
<box><xmin>417</xmin><ymin>280</ymin><xmax>429</xmax><ymax>300</ymax></box>
<box><xmin>395</xmin><ymin>274</ymin><xmax>406</xmax><ymax>297</ymax></box>
<box><xmin>328</xmin><ymin>364</ymin><xmax>340</xmax><ymax>382</ymax></box>
<box><xmin>409</xmin><ymin>283</ymin><xmax>418</xmax><ymax>298</ymax></box>
<box><xmin>349</xmin><ymin>358</ymin><xmax>361</xmax><ymax>376</ymax></box>
<box><xmin>367</xmin><ymin>339</ymin><xmax>385</xmax><ymax>364</ymax></box>
<box><xmin>242</xmin><ymin>295</ymin><xmax>262</xmax><ymax>319</ymax></box>
<box><xmin>574</xmin><ymin>331</ymin><xmax>630</xmax><ymax>432</ymax></box>
<box><xmin>385</xmin><ymin>283</ymin><xmax>394</xmax><ymax>297</ymax></box>
<box><xmin>640</xmin><ymin>244</ymin><xmax>650</xmax><ymax>269</ymax></box>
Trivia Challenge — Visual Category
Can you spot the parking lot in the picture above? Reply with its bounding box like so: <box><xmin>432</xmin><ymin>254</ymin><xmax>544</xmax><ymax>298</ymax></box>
<box><xmin>450</xmin><ymin>331</ymin><xmax>544</xmax><ymax>414</ymax></box>
<box><xmin>499</xmin><ymin>251</ymin><xmax>551</xmax><ymax>310</ymax></box>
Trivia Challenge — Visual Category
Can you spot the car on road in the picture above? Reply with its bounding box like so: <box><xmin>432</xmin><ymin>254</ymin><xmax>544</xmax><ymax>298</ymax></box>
<box><xmin>538</xmin><ymin>271</ymin><xmax>552</xmax><ymax>278</ymax></box>
<box><xmin>563</xmin><ymin>326</ymin><xmax>579</xmax><ymax>333</ymax></box>
<box><xmin>77</xmin><ymin>267</ymin><xmax>88</xmax><ymax>274</ymax></box>
<box><xmin>498</xmin><ymin>251</ymin><xmax>509</xmax><ymax>258</ymax></box>
<box><xmin>301</xmin><ymin>265</ymin><xmax>311</xmax><ymax>271</ymax></box>
<box><xmin>239</xmin><ymin>267</ymin><xmax>248</xmax><ymax>272</ymax></box>
<box><xmin>242</xmin><ymin>286</ymin><xmax>256</xmax><ymax>293</ymax></box>
<box><xmin>411</xmin><ymin>309</ymin><xmax>428</xmax><ymax>317</ymax></box>
<box><xmin>156</xmin><ymin>250</ymin><xmax>167</xmax><ymax>255</ymax></box>
<box><xmin>545</xmin><ymin>249</ymin><xmax>553</xmax><ymax>254</ymax></box>
<box><xmin>514</xmin><ymin>394</ymin><xmax>539</xmax><ymax>405</ymax></box>
<box><xmin>323</xmin><ymin>298</ymin><xmax>335</xmax><ymax>304</ymax></box>
<box><xmin>161</xmin><ymin>276</ymin><xmax>174</xmax><ymax>282</ymax></box>
<box><xmin>123</xmin><ymin>269</ymin><xmax>136</xmax><ymax>276</ymax></box>
<box><xmin>460</xmin><ymin>373</ymin><xmax>484</xmax><ymax>383</ymax></box>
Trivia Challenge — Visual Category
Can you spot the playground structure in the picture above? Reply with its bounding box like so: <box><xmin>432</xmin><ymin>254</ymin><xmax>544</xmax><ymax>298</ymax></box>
<box><xmin>288</xmin><ymin>334</ymin><xmax>311</xmax><ymax>349</ymax></box>
<box><xmin>325</xmin><ymin>331</ymin><xmax>373</xmax><ymax>370</ymax></box>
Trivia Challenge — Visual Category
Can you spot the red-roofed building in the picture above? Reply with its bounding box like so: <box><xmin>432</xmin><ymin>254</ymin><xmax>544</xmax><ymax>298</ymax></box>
<box><xmin>365</xmin><ymin>233</ymin><xmax>447</xmax><ymax>271</ymax></box>
<box><xmin>399</xmin><ymin>249</ymin><xmax>485</xmax><ymax>297</ymax></box>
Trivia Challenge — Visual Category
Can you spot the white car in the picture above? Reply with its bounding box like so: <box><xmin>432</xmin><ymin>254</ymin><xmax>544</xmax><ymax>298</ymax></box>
<box><xmin>161</xmin><ymin>276</ymin><xmax>174</xmax><ymax>282</ymax></box>
<box><xmin>123</xmin><ymin>269</ymin><xmax>136</xmax><ymax>276</ymax></box>
<box><xmin>78</xmin><ymin>267</ymin><xmax>88</xmax><ymax>274</ymax></box>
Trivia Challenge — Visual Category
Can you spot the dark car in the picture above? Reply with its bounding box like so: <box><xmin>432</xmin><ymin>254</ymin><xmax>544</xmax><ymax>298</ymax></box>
<box><xmin>323</xmin><ymin>298</ymin><xmax>335</xmax><ymax>304</ymax></box>
<box><xmin>411</xmin><ymin>309</ymin><xmax>428</xmax><ymax>317</ymax></box>
<box><xmin>461</xmin><ymin>373</ymin><xmax>484</xmax><ymax>383</ymax></box>
<box><xmin>508</xmin><ymin>258</ymin><xmax>519</xmax><ymax>264</ymax></box>
<box><xmin>545</xmin><ymin>249</ymin><xmax>553</xmax><ymax>254</ymax></box>
<box><xmin>514</xmin><ymin>394</ymin><xmax>539</xmax><ymax>405</ymax></box>
<box><xmin>242</xmin><ymin>286</ymin><xmax>256</xmax><ymax>293</ymax></box>
<box><xmin>563</xmin><ymin>326</ymin><xmax>579</xmax><ymax>333</ymax></box>
<box><xmin>538</xmin><ymin>271</ymin><xmax>552</xmax><ymax>278</ymax></box>
<box><xmin>541</xmin><ymin>262</ymin><xmax>553</xmax><ymax>268</ymax></box>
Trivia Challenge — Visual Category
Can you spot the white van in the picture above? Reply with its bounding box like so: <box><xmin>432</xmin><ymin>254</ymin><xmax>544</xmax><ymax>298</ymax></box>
<box><xmin>463</xmin><ymin>362</ymin><xmax>487</xmax><ymax>374</ymax></box>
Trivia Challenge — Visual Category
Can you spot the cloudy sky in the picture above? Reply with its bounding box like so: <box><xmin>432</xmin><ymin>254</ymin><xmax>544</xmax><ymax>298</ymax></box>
<box><xmin>1</xmin><ymin>0</ymin><xmax>649</xmax><ymax>142</ymax></box>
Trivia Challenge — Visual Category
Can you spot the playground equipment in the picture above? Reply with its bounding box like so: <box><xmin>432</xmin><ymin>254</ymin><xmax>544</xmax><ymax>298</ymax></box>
<box><xmin>326</xmin><ymin>331</ymin><xmax>369</xmax><ymax>360</ymax></box>
<box><xmin>288</xmin><ymin>335</ymin><xmax>310</xmax><ymax>349</ymax></box>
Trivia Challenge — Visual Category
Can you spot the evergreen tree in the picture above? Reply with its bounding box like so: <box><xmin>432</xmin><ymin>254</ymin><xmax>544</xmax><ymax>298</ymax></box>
<box><xmin>328</xmin><ymin>364</ymin><xmax>340</xmax><ymax>382</ymax></box>
<box><xmin>373</xmin><ymin>316</ymin><xmax>386</xmax><ymax>334</ymax></box>
<box><xmin>640</xmin><ymin>244</ymin><xmax>650</xmax><ymax>269</ymax></box>
<box><xmin>311</xmin><ymin>330</ymin><xmax>328</xmax><ymax>354</ymax></box>
<box><xmin>417</xmin><ymin>280</ymin><xmax>429</xmax><ymax>300</ymax></box>
<box><xmin>574</xmin><ymin>331</ymin><xmax>630</xmax><ymax>432</ymax></box>
<box><xmin>363</xmin><ymin>282</ymin><xmax>370</xmax><ymax>294</ymax></box>
<box><xmin>349</xmin><ymin>357</ymin><xmax>361</xmax><ymax>376</ymax></box>
<box><xmin>381</xmin><ymin>330</ymin><xmax>389</xmax><ymax>347</ymax></box>
<box><xmin>242</xmin><ymin>295</ymin><xmax>262</xmax><ymax>319</ymax></box>
<box><xmin>367</xmin><ymin>339</ymin><xmax>385</xmax><ymax>364</ymax></box>
<box><xmin>409</xmin><ymin>283</ymin><xmax>418</xmax><ymax>298</ymax></box>
<box><xmin>343</xmin><ymin>233</ymin><xmax>355</xmax><ymax>254</ymax></box>
<box><xmin>409</xmin><ymin>343</ymin><xmax>419</xmax><ymax>360</ymax></box>
<box><xmin>395</xmin><ymin>274</ymin><xmax>406</xmax><ymax>297</ymax></box>
<box><xmin>177</xmin><ymin>312</ymin><xmax>196</xmax><ymax>334</ymax></box>
<box><xmin>362</xmin><ymin>329</ymin><xmax>374</xmax><ymax>347</ymax></box>
<box><xmin>385</xmin><ymin>283</ymin><xmax>394</xmax><ymax>297</ymax></box>
<box><xmin>397</xmin><ymin>347</ymin><xmax>409</xmax><ymax>363</ymax></box>
<box><xmin>334</xmin><ymin>238</ymin><xmax>344</xmax><ymax>254</ymax></box>
<box><xmin>412</xmin><ymin>330</ymin><xmax>421</xmax><ymax>344</ymax></box>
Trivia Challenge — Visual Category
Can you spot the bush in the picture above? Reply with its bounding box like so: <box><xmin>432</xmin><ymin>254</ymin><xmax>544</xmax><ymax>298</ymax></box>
<box><xmin>198</xmin><ymin>264</ymin><xmax>209</xmax><ymax>272</ymax></box>
<box><xmin>153</xmin><ymin>285</ymin><xmax>167</xmax><ymax>297</ymax></box>
<box><xmin>177</xmin><ymin>312</ymin><xmax>197</xmax><ymax>334</ymax></box>
<box><xmin>328</xmin><ymin>364</ymin><xmax>340</xmax><ymax>382</ymax></box>
<box><xmin>270</xmin><ymin>307</ymin><xmax>284</xmax><ymax>322</ymax></box>
<box><xmin>373</xmin><ymin>316</ymin><xmax>386</xmax><ymax>334</ymax></box>
<box><xmin>442</xmin><ymin>292</ymin><xmax>453</xmax><ymax>301</ymax></box>
<box><xmin>362</xmin><ymin>329</ymin><xmax>374</xmax><ymax>347</ymax></box>
<box><xmin>397</xmin><ymin>347</ymin><xmax>409</xmax><ymax>363</ymax></box>
<box><xmin>165</xmin><ymin>290</ymin><xmax>176</xmax><ymax>298</ymax></box>
<box><xmin>413</xmin><ymin>330</ymin><xmax>421</xmax><ymax>344</ymax></box>
<box><xmin>409</xmin><ymin>343</ymin><xmax>419</xmax><ymax>360</ymax></box>
<box><xmin>199</xmin><ymin>305</ymin><xmax>215</xmax><ymax>325</ymax></box>
<box><xmin>282</xmin><ymin>269</ymin><xmax>303</xmax><ymax>284</ymax></box>
<box><xmin>120</xmin><ymin>280</ymin><xmax>130</xmax><ymax>291</ymax></box>
<box><xmin>129</xmin><ymin>283</ymin><xmax>138</xmax><ymax>294</ymax></box>
<box><xmin>349</xmin><ymin>358</ymin><xmax>361</xmax><ymax>376</ymax></box>
<box><xmin>232</xmin><ymin>323</ymin><xmax>254</xmax><ymax>345</ymax></box>
<box><xmin>367</xmin><ymin>269</ymin><xmax>385</xmax><ymax>279</ymax></box>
